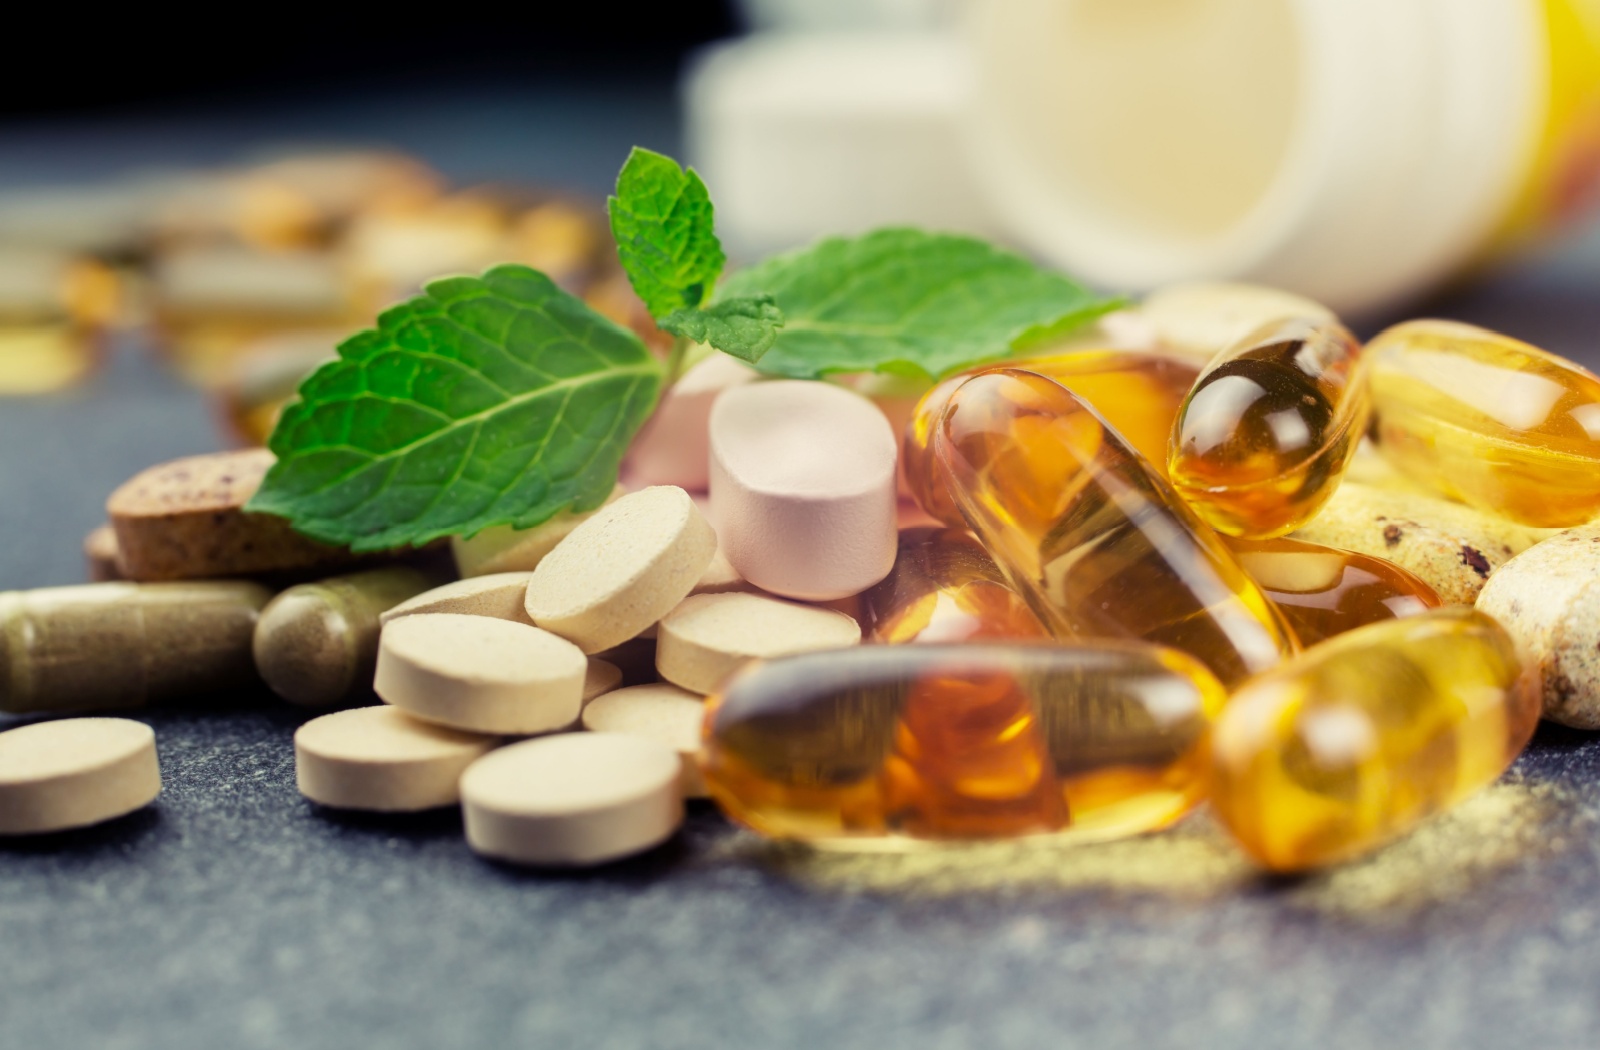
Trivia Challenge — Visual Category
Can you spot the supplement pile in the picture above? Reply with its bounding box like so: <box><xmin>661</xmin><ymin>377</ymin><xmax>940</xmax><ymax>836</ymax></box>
<box><xmin>4</xmin><ymin>278</ymin><xmax>1598</xmax><ymax>875</ymax></box>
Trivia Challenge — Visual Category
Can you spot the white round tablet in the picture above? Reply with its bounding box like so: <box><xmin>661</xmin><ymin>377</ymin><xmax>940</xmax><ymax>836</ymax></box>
<box><xmin>0</xmin><ymin>718</ymin><xmax>161</xmax><ymax>835</ymax></box>
<box><xmin>461</xmin><ymin>733</ymin><xmax>683</xmax><ymax>867</ymax></box>
<box><xmin>375</xmin><ymin>613</ymin><xmax>586</xmax><ymax>735</ymax></box>
<box><xmin>294</xmin><ymin>705</ymin><xmax>497</xmax><ymax>812</ymax></box>
<box><xmin>656</xmin><ymin>592</ymin><xmax>862</xmax><ymax>695</ymax></box>
<box><xmin>581</xmin><ymin>683</ymin><xmax>708</xmax><ymax>797</ymax></box>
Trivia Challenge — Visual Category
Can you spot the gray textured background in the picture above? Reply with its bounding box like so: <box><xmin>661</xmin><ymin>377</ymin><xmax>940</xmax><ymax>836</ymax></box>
<box><xmin>3</xmin><ymin>76</ymin><xmax>1600</xmax><ymax>1050</ymax></box>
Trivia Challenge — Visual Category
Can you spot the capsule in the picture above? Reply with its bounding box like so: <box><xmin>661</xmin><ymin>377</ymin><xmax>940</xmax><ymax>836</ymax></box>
<box><xmin>1367</xmin><ymin>320</ymin><xmax>1600</xmax><ymax>527</ymax></box>
<box><xmin>1209</xmin><ymin>608</ymin><xmax>1539</xmax><ymax>872</ymax></box>
<box><xmin>702</xmin><ymin>642</ymin><xmax>1227</xmax><ymax>845</ymax></box>
<box><xmin>1169</xmin><ymin>318</ymin><xmax>1369</xmax><ymax>538</ymax></box>
<box><xmin>857</xmin><ymin>528</ymin><xmax>1049</xmax><ymax>644</ymax></box>
<box><xmin>904</xmin><ymin>349</ymin><xmax>1200</xmax><ymax>526</ymax></box>
<box><xmin>1226</xmin><ymin>535</ymin><xmax>1441</xmax><ymax>646</ymax></box>
<box><xmin>0</xmin><ymin>581</ymin><xmax>273</xmax><ymax>714</ymax></box>
<box><xmin>933</xmin><ymin>368</ymin><xmax>1297</xmax><ymax>685</ymax></box>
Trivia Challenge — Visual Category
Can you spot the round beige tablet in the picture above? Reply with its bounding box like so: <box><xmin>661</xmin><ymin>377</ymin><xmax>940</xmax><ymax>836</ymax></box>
<box><xmin>461</xmin><ymin>733</ymin><xmax>683</xmax><ymax>867</ymax></box>
<box><xmin>583</xmin><ymin>658</ymin><xmax>623</xmax><ymax>703</ymax></box>
<box><xmin>378</xmin><ymin>572</ymin><xmax>536</xmax><ymax>627</ymax></box>
<box><xmin>656</xmin><ymin>592</ymin><xmax>862</xmax><ymax>695</ymax></box>
<box><xmin>375</xmin><ymin>613</ymin><xmax>586</xmax><ymax>735</ymax></box>
<box><xmin>523</xmin><ymin>486</ymin><xmax>718</xmax><ymax>654</ymax></box>
<box><xmin>294</xmin><ymin>705</ymin><xmax>496</xmax><ymax>812</ymax></box>
<box><xmin>0</xmin><ymin>718</ymin><xmax>161</xmax><ymax>835</ymax></box>
<box><xmin>581</xmin><ymin>683</ymin><xmax>707</xmax><ymax>797</ymax></box>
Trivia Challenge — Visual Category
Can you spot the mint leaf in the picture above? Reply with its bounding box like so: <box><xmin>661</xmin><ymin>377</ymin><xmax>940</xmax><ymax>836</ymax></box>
<box><xmin>608</xmin><ymin>147</ymin><xmax>725</xmax><ymax>319</ymax></box>
<box><xmin>660</xmin><ymin>295</ymin><xmax>784</xmax><ymax>363</ymax></box>
<box><xmin>247</xmin><ymin>264</ymin><xmax>664</xmax><ymax>551</ymax></box>
<box><xmin>715</xmin><ymin>228</ymin><xmax>1121</xmax><ymax>381</ymax></box>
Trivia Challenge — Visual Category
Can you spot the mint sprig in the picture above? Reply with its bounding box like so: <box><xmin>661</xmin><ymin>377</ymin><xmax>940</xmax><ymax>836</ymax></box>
<box><xmin>608</xmin><ymin>147</ymin><xmax>726</xmax><ymax>318</ymax></box>
<box><xmin>661</xmin><ymin>294</ymin><xmax>784</xmax><ymax>364</ymax></box>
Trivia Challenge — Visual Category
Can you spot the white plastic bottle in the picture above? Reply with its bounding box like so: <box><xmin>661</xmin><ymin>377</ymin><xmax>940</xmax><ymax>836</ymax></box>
<box><xmin>968</xmin><ymin>0</ymin><xmax>1600</xmax><ymax>315</ymax></box>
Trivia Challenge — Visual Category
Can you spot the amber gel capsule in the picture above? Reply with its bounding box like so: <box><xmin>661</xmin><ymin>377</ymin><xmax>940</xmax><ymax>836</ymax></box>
<box><xmin>1169</xmin><ymin>318</ymin><xmax>1369</xmax><ymax>538</ymax></box>
<box><xmin>904</xmin><ymin>349</ymin><xmax>1200</xmax><ymax>527</ymax></box>
<box><xmin>1210</xmin><ymin>608</ymin><xmax>1538</xmax><ymax>872</ymax></box>
<box><xmin>1368</xmin><ymin>319</ymin><xmax>1600</xmax><ymax>527</ymax></box>
<box><xmin>857</xmin><ymin>528</ymin><xmax>1049</xmax><ymax>644</ymax></box>
<box><xmin>933</xmin><ymin>368</ymin><xmax>1297</xmax><ymax>685</ymax></box>
<box><xmin>1226</xmin><ymin>536</ymin><xmax>1441</xmax><ymax>646</ymax></box>
<box><xmin>702</xmin><ymin>642</ymin><xmax>1227</xmax><ymax>845</ymax></box>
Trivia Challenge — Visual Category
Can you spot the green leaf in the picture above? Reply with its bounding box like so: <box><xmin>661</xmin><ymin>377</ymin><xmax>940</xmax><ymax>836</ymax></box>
<box><xmin>608</xmin><ymin>147</ymin><xmax>725</xmax><ymax>319</ymax></box>
<box><xmin>660</xmin><ymin>295</ymin><xmax>784</xmax><ymax>363</ymax></box>
<box><xmin>246</xmin><ymin>264</ymin><xmax>665</xmax><ymax>552</ymax></box>
<box><xmin>715</xmin><ymin>228</ymin><xmax>1122</xmax><ymax>381</ymax></box>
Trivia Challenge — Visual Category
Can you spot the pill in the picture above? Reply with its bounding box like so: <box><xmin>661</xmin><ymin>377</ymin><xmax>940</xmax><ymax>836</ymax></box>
<box><xmin>449</xmin><ymin>485</ymin><xmax>625</xmax><ymax>577</ymax></box>
<box><xmin>656</xmin><ymin>592</ymin><xmax>862</xmax><ymax>695</ymax></box>
<box><xmin>294</xmin><ymin>705</ymin><xmax>497</xmax><ymax>812</ymax></box>
<box><xmin>0</xmin><ymin>581</ymin><xmax>271</xmax><ymax>714</ymax></box>
<box><xmin>583</xmin><ymin>658</ymin><xmax>624</xmax><ymax>703</ymax></box>
<box><xmin>254</xmin><ymin>566</ymin><xmax>443</xmax><ymax>708</ymax></box>
<box><xmin>904</xmin><ymin>349</ymin><xmax>1200</xmax><ymax>526</ymax></box>
<box><xmin>625</xmin><ymin>353</ymin><xmax>759</xmax><ymax>489</ymax></box>
<box><xmin>107</xmin><ymin>449</ymin><xmax>361</xmax><ymax>581</ymax></box>
<box><xmin>83</xmin><ymin>524</ymin><xmax>122</xmax><ymax>582</ymax></box>
<box><xmin>581</xmin><ymin>683</ymin><xmax>707</xmax><ymax>797</ymax></box>
<box><xmin>857</xmin><ymin>527</ymin><xmax>1049</xmax><ymax>644</ymax></box>
<box><xmin>1169</xmin><ymin>318</ymin><xmax>1369</xmax><ymax>538</ymax></box>
<box><xmin>710</xmin><ymin>380</ymin><xmax>898</xmax><ymax>601</ymax></box>
<box><xmin>1209</xmin><ymin>609</ymin><xmax>1538</xmax><ymax>872</ymax></box>
<box><xmin>1290</xmin><ymin>482</ymin><xmax>1536</xmax><ymax>605</ymax></box>
<box><xmin>0</xmin><ymin>718</ymin><xmax>162</xmax><ymax>835</ymax></box>
<box><xmin>1226</xmin><ymin>535</ymin><xmax>1440</xmax><ymax>645</ymax></box>
<box><xmin>933</xmin><ymin>368</ymin><xmax>1297</xmax><ymax>685</ymax></box>
<box><xmin>1138</xmin><ymin>280</ymin><xmax>1336</xmax><ymax>366</ymax></box>
<box><xmin>374</xmin><ymin>613</ymin><xmax>586</xmax><ymax>735</ymax></box>
<box><xmin>692</xmin><ymin>547</ymin><xmax>752</xmax><ymax>596</ymax></box>
<box><xmin>524</xmin><ymin>486</ymin><xmax>717</xmax><ymax>653</ymax></box>
<box><xmin>702</xmin><ymin>642</ymin><xmax>1225</xmax><ymax>845</ymax></box>
<box><xmin>1476</xmin><ymin>523</ymin><xmax>1600</xmax><ymax>729</ymax></box>
<box><xmin>379</xmin><ymin>572</ymin><xmax>536</xmax><ymax>627</ymax></box>
<box><xmin>461</xmin><ymin>733</ymin><xmax>684</xmax><ymax>867</ymax></box>
<box><xmin>1367</xmin><ymin>319</ymin><xmax>1600</xmax><ymax>528</ymax></box>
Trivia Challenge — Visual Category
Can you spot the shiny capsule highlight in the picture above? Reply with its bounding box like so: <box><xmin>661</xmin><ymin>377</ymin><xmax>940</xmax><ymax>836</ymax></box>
<box><xmin>857</xmin><ymin>528</ymin><xmax>1049</xmax><ymax>645</ymax></box>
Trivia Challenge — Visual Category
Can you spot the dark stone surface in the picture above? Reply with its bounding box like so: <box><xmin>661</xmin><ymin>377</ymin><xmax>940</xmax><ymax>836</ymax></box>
<box><xmin>4</xmin><ymin>81</ymin><xmax>1600</xmax><ymax>1050</ymax></box>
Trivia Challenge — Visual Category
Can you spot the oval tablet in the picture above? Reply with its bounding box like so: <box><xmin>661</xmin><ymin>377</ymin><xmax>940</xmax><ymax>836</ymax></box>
<box><xmin>581</xmin><ymin>683</ymin><xmax>707</xmax><ymax>797</ymax></box>
<box><xmin>295</xmin><ymin>705</ymin><xmax>496</xmax><ymax>812</ymax></box>
<box><xmin>379</xmin><ymin>572</ymin><xmax>536</xmax><ymax>627</ymax></box>
<box><xmin>461</xmin><ymin>733</ymin><xmax>683</xmax><ymax>867</ymax></box>
<box><xmin>375</xmin><ymin>613</ymin><xmax>586</xmax><ymax>735</ymax></box>
<box><xmin>524</xmin><ymin>486</ymin><xmax>718</xmax><ymax>653</ymax></box>
<box><xmin>0</xmin><ymin>718</ymin><xmax>161</xmax><ymax>835</ymax></box>
<box><xmin>656</xmin><ymin>592</ymin><xmax>862</xmax><ymax>695</ymax></box>
<box><xmin>710</xmin><ymin>380</ymin><xmax>898</xmax><ymax>601</ymax></box>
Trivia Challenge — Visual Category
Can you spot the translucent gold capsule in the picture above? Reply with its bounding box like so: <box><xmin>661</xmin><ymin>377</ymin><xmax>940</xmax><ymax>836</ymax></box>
<box><xmin>857</xmin><ymin>528</ymin><xmax>1049</xmax><ymax>644</ymax></box>
<box><xmin>1169</xmin><ymin>318</ymin><xmax>1369</xmax><ymax>538</ymax></box>
<box><xmin>1368</xmin><ymin>319</ymin><xmax>1600</xmax><ymax>527</ymax></box>
<box><xmin>702</xmin><ymin>643</ymin><xmax>1227</xmax><ymax>846</ymax></box>
<box><xmin>1209</xmin><ymin>608</ymin><xmax>1539</xmax><ymax>872</ymax></box>
<box><xmin>1226</xmin><ymin>535</ymin><xmax>1441</xmax><ymax>646</ymax></box>
<box><xmin>933</xmin><ymin>368</ymin><xmax>1297</xmax><ymax>685</ymax></box>
<box><xmin>904</xmin><ymin>349</ymin><xmax>1200</xmax><ymax>526</ymax></box>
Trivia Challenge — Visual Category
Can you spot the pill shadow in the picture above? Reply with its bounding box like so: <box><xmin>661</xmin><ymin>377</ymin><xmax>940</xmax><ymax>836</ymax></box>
<box><xmin>478</xmin><ymin>832</ymin><xmax>696</xmax><ymax>886</ymax></box>
<box><xmin>0</xmin><ymin>806</ymin><xmax>165</xmax><ymax>855</ymax></box>
<box><xmin>305</xmin><ymin>803</ymin><xmax>465</xmax><ymax>839</ymax></box>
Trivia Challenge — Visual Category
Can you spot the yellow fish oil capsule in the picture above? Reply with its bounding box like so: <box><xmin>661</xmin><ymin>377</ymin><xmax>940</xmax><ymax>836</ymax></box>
<box><xmin>702</xmin><ymin>642</ymin><xmax>1226</xmax><ymax>845</ymax></box>
<box><xmin>857</xmin><ymin>528</ymin><xmax>1049</xmax><ymax>645</ymax></box>
<box><xmin>933</xmin><ymin>368</ymin><xmax>1297</xmax><ymax>685</ymax></box>
<box><xmin>1209</xmin><ymin>608</ymin><xmax>1539</xmax><ymax>872</ymax></box>
<box><xmin>903</xmin><ymin>349</ymin><xmax>1200</xmax><ymax>527</ymax></box>
<box><xmin>1169</xmin><ymin>318</ymin><xmax>1369</xmax><ymax>538</ymax></box>
<box><xmin>1367</xmin><ymin>319</ymin><xmax>1600</xmax><ymax>527</ymax></box>
<box><xmin>1227</xmin><ymin>536</ymin><xmax>1441</xmax><ymax>646</ymax></box>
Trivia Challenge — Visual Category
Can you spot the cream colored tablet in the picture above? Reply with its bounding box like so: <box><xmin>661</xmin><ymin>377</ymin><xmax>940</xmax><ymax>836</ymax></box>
<box><xmin>461</xmin><ymin>733</ymin><xmax>683</xmax><ymax>867</ymax></box>
<box><xmin>374</xmin><ymin>613</ymin><xmax>586</xmax><ymax>735</ymax></box>
<box><xmin>656</xmin><ymin>592</ymin><xmax>862</xmax><ymax>695</ymax></box>
<box><xmin>294</xmin><ymin>705</ymin><xmax>496</xmax><ymax>811</ymax></box>
<box><xmin>583</xmin><ymin>659</ymin><xmax>623</xmax><ymax>702</ymax></box>
<box><xmin>709</xmin><ymin>380</ymin><xmax>898</xmax><ymax>601</ymax></box>
<box><xmin>1140</xmin><ymin>281</ymin><xmax>1335</xmax><ymax>365</ymax></box>
<box><xmin>693</xmin><ymin>547</ymin><xmax>751</xmax><ymax>596</ymax></box>
<box><xmin>581</xmin><ymin>683</ymin><xmax>707</xmax><ymax>797</ymax></box>
<box><xmin>449</xmin><ymin>486</ymin><xmax>625</xmax><ymax>577</ymax></box>
<box><xmin>524</xmin><ymin>486</ymin><xmax>718</xmax><ymax>654</ymax></box>
<box><xmin>626</xmin><ymin>353</ymin><xmax>759</xmax><ymax>490</ymax></box>
<box><xmin>0</xmin><ymin>718</ymin><xmax>161</xmax><ymax>835</ymax></box>
<box><xmin>379</xmin><ymin>572</ymin><xmax>535</xmax><ymax>627</ymax></box>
